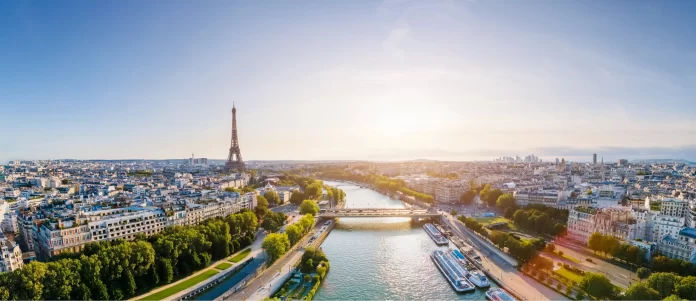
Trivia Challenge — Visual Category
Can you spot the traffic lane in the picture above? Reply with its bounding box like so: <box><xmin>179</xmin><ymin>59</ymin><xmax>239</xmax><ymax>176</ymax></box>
<box><xmin>230</xmin><ymin>222</ymin><xmax>325</xmax><ymax>300</ymax></box>
<box><xmin>442</xmin><ymin>215</ymin><xmax>567</xmax><ymax>300</ymax></box>
<box><xmin>550</xmin><ymin>240</ymin><xmax>637</xmax><ymax>288</ymax></box>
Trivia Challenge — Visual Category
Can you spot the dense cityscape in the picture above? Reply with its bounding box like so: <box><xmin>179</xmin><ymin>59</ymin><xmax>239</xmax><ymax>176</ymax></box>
<box><xmin>3</xmin><ymin>127</ymin><xmax>696</xmax><ymax>301</ymax></box>
<box><xmin>3</xmin><ymin>1</ymin><xmax>696</xmax><ymax>301</ymax></box>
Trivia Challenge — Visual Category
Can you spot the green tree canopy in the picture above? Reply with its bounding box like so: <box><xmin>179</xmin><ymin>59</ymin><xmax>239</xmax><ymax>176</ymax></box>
<box><xmin>289</xmin><ymin>190</ymin><xmax>305</xmax><ymax>205</ymax></box>
<box><xmin>647</xmin><ymin>272</ymin><xmax>681</xmax><ymax>298</ymax></box>
<box><xmin>262</xmin><ymin>233</ymin><xmax>291</xmax><ymax>263</ymax></box>
<box><xmin>264</xmin><ymin>190</ymin><xmax>280</xmax><ymax>205</ymax></box>
<box><xmin>459</xmin><ymin>190</ymin><xmax>476</xmax><ymax>205</ymax></box>
<box><xmin>580</xmin><ymin>272</ymin><xmax>614</xmax><ymax>300</ymax></box>
<box><xmin>675</xmin><ymin>276</ymin><xmax>696</xmax><ymax>300</ymax></box>
<box><xmin>624</xmin><ymin>282</ymin><xmax>661</xmax><ymax>300</ymax></box>
<box><xmin>257</xmin><ymin>195</ymin><xmax>269</xmax><ymax>208</ymax></box>
<box><xmin>496</xmin><ymin>193</ymin><xmax>516</xmax><ymax>210</ymax></box>
<box><xmin>299</xmin><ymin>200</ymin><xmax>320</xmax><ymax>216</ymax></box>
<box><xmin>637</xmin><ymin>267</ymin><xmax>651</xmax><ymax>280</ymax></box>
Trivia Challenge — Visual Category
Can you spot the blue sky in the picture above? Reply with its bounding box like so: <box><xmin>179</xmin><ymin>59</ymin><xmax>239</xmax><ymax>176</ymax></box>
<box><xmin>1</xmin><ymin>0</ymin><xmax>696</xmax><ymax>162</ymax></box>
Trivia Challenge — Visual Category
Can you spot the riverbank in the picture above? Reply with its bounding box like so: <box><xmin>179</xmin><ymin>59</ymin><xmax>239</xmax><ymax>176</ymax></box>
<box><xmin>316</xmin><ymin>181</ymin><xmax>497</xmax><ymax>300</ymax></box>
<box><xmin>225</xmin><ymin>215</ymin><xmax>335</xmax><ymax>300</ymax></box>
<box><xmin>130</xmin><ymin>232</ymin><xmax>265</xmax><ymax>301</ymax></box>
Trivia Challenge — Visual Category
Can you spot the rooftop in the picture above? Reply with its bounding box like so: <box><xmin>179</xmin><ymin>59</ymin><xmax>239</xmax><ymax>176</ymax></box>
<box><xmin>679</xmin><ymin>227</ymin><xmax>696</xmax><ymax>239</ymax></box>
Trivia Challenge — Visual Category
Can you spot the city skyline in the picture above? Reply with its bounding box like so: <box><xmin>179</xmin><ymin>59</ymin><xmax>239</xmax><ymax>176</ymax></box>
<box><xmin>2</xmin><ymin>1</ymin><xmax>696</xmax><ymax>163</ymax></box>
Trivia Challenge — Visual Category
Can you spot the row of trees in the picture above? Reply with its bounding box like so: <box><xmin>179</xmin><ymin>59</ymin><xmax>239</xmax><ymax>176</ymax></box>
<box><xmin>624</xmin><ymin>272</ymin><xmax>696</xmax><ymax>300</ymax></box>
<box><xmin>489</xmin><ymin>230</ymin><xmax>546</xmax><ymax>263</ymax></box>
<box><xmin>459</xmin><ymin>216</ymin><xmax>489</xmax><ymax>237</ymax></box>
<box><xmin>324</xmin><ymin>185</ymin><xmax>345</xmax><ymax>205</ymax></box>
<box><xmin>509</xmin><ymin>207</ymin><xmax>567</xmax><ymax>237</ymax></box>
<box><xmin>261</xmin><ymin>210</ymin><xmax>288</xmax><ymax>232</ymax></box>
<box><xmin>0</xmin><ymin>210</ymin><xmax>258</xmax><ymax>300</ymax></box>
<box><xmin>319</xmin><ymin>171</ymin><xmax>435</xmax><ymax>203</ymax></box>
<box><xmin>648</xmin><ymin>255</ymin><xmax>696</xmax><ymax>277</ymax></box>
<box><xmin>479</xmin><ymin>184</ymin><xmax>504</xmax><ymax>207</ymax></box>
<box><xmin>587</xmin><ymin>233</ymin><xmax>648</xmax><ymax>266</ymax></box>
<box><xmin>262</xmin><ymin>214</ymin><xmax>316</xmax><ymax>263</ymax></box>
<box><xmin>458</xmin><ymin>216</ymin><xmax>545</xmax><ymax>263</ymax></box>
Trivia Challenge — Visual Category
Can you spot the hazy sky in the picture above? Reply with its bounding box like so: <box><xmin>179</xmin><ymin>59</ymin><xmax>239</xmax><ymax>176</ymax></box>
<box><xmin>2</xmin><ymin>0</ymin><xmax>696</xmax><ymax>163</ymax></box>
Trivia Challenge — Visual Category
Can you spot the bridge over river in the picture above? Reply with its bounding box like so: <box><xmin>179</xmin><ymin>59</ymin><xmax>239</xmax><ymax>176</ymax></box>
<box><xmin>319</xmin><ymin>208</ymin><xmax>441</xmax><ymax>218</ymax></box>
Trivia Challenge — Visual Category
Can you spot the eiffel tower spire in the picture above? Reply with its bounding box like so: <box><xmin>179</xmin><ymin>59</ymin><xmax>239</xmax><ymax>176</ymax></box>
<box><xmin>225</xmin><ymin>105</ymin><xmax>246</xmax><ymax>172</ymax></box>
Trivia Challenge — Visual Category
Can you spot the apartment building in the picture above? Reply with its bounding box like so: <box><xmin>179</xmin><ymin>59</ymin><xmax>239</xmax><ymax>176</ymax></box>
<box><xmin>0</xmin><ymin>238</ymin><xmax>23</xmax><ymax>273</ymax></box>
<box><xmin>658</xmin><ymin>228</ymin><xmax>696</xmax><ymax>263</ymax></box>
<box><xmin>435</xmin><ymin>183</ymin><xmax>466</xmax><ymax>204</ymax></box>
<box><xmin>567</xmin><ymin>206</ymin><xmax>597</xmax><ymax>242</ymax></box>
<box><xmin>514</xmin><ymin>190</ymin><xmax>560</xmax><ymax>207</ymax></box>
<box><xmin>35</xmin><ymin>217</ymin><xmax>92</xmax><ymax>260</ymax></box>
<box><xmin>661</xmin><ymin>198</ymin><xmax>689</xmax><ymax>218</ymax></box>
<box><xmin>568</xmin><ymin>207</ymin><xmax>639</xmax><ymax>243</ymax></box>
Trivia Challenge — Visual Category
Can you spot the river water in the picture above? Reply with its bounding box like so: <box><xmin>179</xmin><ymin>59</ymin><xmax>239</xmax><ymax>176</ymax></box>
<box><xmin>315</xmin><ymin>181</ymin><xmax>496</xmax><ymax>301</ymax></box>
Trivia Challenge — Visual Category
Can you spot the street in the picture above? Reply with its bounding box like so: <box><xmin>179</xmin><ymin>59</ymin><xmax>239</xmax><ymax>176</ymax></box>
<box><xmin>441</xmin><ymin>214</ymin><xmax>568</xmax><ymax>301</ymax></box>
<box><xmin>550</xmin><ymin>238</ymin><xmax>638</xmax><ymax>288</ymax></box>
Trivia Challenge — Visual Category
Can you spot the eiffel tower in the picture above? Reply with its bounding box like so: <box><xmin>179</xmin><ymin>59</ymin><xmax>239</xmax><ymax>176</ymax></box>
<box><xmin>225</xmin><ymin>104</ymin><xmax>246</xmax><ymax>172</ymax></box>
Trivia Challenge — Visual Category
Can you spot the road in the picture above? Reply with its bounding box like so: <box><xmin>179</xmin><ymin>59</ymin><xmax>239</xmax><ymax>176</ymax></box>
<box><xmin>129</xmin><ymin>231</ymin><xmax>267</xmax><ymax>301</ymax></box>
<box><xmin>226</xmin><ymin>220</ymin><xmax>326</xmax><ymax>300</ymax></box>
<box><xmin>550</xmin><ymin>238</ymin><xmax>638</xmax><ymax>288</ymax></box>
<box><xmin>442</xmin><ymin>214</ymin><xmax>568</xmax><ymax>301</ymax></box>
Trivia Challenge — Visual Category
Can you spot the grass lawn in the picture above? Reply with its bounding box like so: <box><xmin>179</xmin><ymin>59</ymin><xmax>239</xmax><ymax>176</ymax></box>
<box><xmin>474</xmin><ymin>217</ymin><xmax>518</xmax><ymax>230</ymax></box>
<box><xmin>229</xmin><ymin>248</ymin><xmax>252</xmax><ymax>263</ymax></box>
<box><xmin>215</xmin><ymin>262</ymin><xmax>233</xmax><ymax>270</ymax></box>
<box><xmin>554</xmin><ymin>267</ymin><xmax>583</xmax><ymax>283</ymax></box>
<box><xmin>139</xmin><ymin>269</ymin><xmax>219</xmax><ymax>301</ymax></box>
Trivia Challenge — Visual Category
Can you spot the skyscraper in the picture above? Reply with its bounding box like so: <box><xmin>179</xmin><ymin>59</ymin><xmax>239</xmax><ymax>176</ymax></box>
<box><xmin>593</xmin><ymin>153</ymin><xmax>597</xmax><ymax>165</ymax></box>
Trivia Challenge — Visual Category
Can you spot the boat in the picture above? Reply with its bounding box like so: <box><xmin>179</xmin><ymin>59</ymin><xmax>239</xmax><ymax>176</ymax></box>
<box><xmin>450</xmin><ymin>249</ymin><xmax>490</xmax><ymax>288</ymax></box>
<box><xmin>467</xmin><ymin>269</ymin><xmax>490</xmax><ymax>288</ymax></box>
<box><xmin>450</xmin><ymin>249</ymin><xmax>469</xmax><ymax>267</ymax></box>
<box><xmin>423</xmin><ymin>223</ymin><xmax>449</xmax><ymax>245</ymax></box>
<box><xmin>430</xmin><ymin>250</ymin><xmax>475</xmax><ymax>293</ymax></box>
<box><xmin>486</xmin><ymin>288</ymin><xmax>517</xmax><ymax>301</ymax></box>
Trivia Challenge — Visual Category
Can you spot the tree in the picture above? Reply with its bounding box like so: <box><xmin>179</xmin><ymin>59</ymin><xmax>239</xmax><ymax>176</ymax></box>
<box><xmin>675</xmin><ymin>276</ymin><xmax>696</xmax><ymax>300</ymax></box>
<box><xmin>486</xmin><ymin>188</ymin><xmax>504</xmax><ymax>207</ymax></box>
<box><xmin>450</xmin><ymin>209</ymin><xmax>457</xmax><ymax>217</ymax></box>
<box><xmin>256</xmin><ymin>195</ymin><xmax>269</xmax><ymax>208</ymax></box>
<box><xmin>575</xmin><ymin>291</ymin><xmax>585</xmax><ymax>300</ymax></box>
<box><xmin>504</xmin><ymin>207</ymin><xmax>516</xmax><ymax>219</ymax></box>
<box><xmin>264</xmin><ymin>191</ymin><xmax>280</xmax><ymax>206</ymax></box>
<box><xmin>663</xmin><ymin>294</ymin><xmax>687</xmax><ymax>301</ymax></box>
<box><xmin>646</xmin><ymin>272</ymin><xmax>681</xmax><ymax>298</ymax></box>
<box><xmin>13</xmin><ymin>261</ymin><xmax>48</xmax><ymax>300</ymax></box>
<box><xmin>224</xmin><ymin>187</ymin><xmax>240</xmax><ymax>193</ymax></box>
<box><xmin>624</xmin><ymin>282</ymin><xmax>661</xmax><ymax>300</ymax></box>
<box><xmin>460</xmin><ymin>190</ymin><xmax>476</xmax><ymax>205</ymax></box>
<box><xmin>587</xmin><ymin>232</ymin><xmax>604</xmax><ymax>254</ymax></box>
<box><xmin>496</xmin><ymin>193</ymin><xmax>516</xmax><ymax>210</ymax></box>
<box><xmin>579</xmin><ymin>272</ymin><xmax>614</xmax><ymax>300</ymax></box>
<box><xmin>262</xmin><ymin>233</ymin><xmax>290</xmax><ymax>263</ymax></box>
<box><xmin>289</xmin><ymin>190</ymin><xmax>304</xmax><ymax>205</ymax></box>
<box><xmin>299</xmin><ymin>200</ymin><xmax>319</xmax><ymax>216</ymax></box>
<box><xmin>304</xmin><ymin>182</ymin><xmax>323</xmax><ymax>200</ymax></box>
<box><xmin>262</xmin><ymin>219</ymin><xmax>278</xmax><ymax>232</ymax></box>
<box><xmin>545</xmin><ymin>243</ymin><xmax>556</xmax><ymax>253</ymax></box>
<box><xmin>285</xmin><ymin>224</ymin><xmax>302</xmax><ymax>246</ymax></box>
<box><xmin>637</xmin><ymin>267</ymin><xmax>651</xmax><ymax>281</ymax></box>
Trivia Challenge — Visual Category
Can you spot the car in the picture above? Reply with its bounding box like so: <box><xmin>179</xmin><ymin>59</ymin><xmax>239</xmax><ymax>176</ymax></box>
<box><xmin>586</xmin><ymin>258</ymin><xmax>594</xmax><ymax>263</ymax></box>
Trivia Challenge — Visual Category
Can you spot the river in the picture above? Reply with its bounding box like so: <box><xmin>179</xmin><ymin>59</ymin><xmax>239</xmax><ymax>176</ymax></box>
<box><xmin>315</xmin><ymin>181</ymin><xmax>497</xmax><ymax>300</ymax></box>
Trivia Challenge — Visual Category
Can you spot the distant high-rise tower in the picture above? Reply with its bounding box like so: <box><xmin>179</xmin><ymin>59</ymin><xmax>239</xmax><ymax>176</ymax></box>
<box><xmin>225</xmin><ymin>104</ymin><xmax>246</xmax><ymax>172</ymax></box>
<box><xmin>593</xmin><ymin>153</ymin><xmax>597</xmax><ymax>165</ymax></box>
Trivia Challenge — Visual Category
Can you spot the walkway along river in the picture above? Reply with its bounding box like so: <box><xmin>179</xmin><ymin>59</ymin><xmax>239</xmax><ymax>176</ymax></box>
<box><xmin>314</xmin><ymin>181</ymin><xmax>497</xmax><ymax>300</ymax></box>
